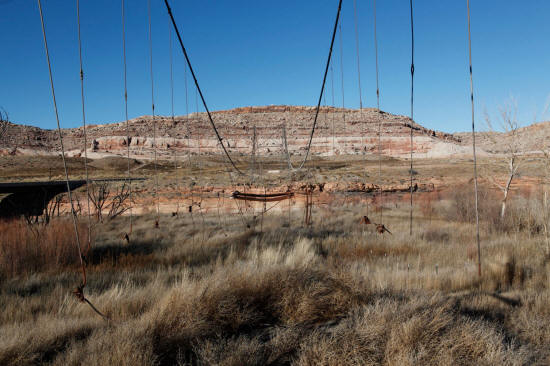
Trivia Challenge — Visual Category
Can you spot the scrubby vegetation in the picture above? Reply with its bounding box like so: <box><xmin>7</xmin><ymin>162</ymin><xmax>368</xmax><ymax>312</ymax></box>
<box><xmin>1</xmin><ymin>187</ymin><xmax>550</xmax><ymax>365</ymax></box>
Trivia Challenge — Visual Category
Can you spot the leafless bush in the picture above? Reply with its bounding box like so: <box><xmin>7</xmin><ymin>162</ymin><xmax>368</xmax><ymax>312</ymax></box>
<box><xmin>0</xmin><ymin>107</ymin><xmax>9</xmax><ymax>143</ymax></box>
<box><xmin>88</xmin><ymin>181</ymin><xmax>133</xmax><ymax>222</ymax></box>
<box><xmin>442</xmin><ymin>183</ymin><xmax>544</xmax><ymax>234</ymax></box>
<box><xmin>44</xmin><ymin>193</ymin><xmax>64</xmax><ymax>224</ymax></box>
<box><xmin>483</xmin><ymin>98</ymin><xmax>524</xmax><ymax>218</ymax></box>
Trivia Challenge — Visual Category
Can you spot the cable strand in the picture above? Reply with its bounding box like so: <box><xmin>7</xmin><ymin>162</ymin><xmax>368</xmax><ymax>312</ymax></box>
<box><xmin>409</xmin><ymin>0</ymin><xmax>415</xmax><ymax>236</ymax></box>
<box><xmin>76</xmin><ymin>0</ymin><xmax>92</xmax><ymax>256</ymax></box>
<box><xmin>121</xmin><ymin>0</ymin><xmax>133</xmax><ymax>235</ymax></box>
<box><xmin>467</xmin><ymin>0</ymin><xmax>482</xmax><ymax>277</ymax></box>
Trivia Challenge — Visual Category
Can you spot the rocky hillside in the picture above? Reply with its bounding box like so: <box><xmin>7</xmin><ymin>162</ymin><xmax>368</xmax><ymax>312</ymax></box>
<box><xmin>1</xmin><ymin>105</ymin><xmax>471</xmax><ymax>159</ymax></box>
<box><xmin>455</xmin><ymin>121</ymin><xmax>550</xmax><ymax>154</ymax></box>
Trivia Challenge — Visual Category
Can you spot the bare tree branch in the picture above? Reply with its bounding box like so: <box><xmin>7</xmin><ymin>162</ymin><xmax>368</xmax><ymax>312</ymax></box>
<box><xmin>483</xmin><ymin>98</ymin><xmax>523</xmax><ymax>218</ymax></box>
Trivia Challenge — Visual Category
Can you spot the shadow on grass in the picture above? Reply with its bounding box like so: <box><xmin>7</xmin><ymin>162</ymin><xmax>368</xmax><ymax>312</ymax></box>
<box><xmin>89</xmin><ymin>241</ymin><xmax>160</xmax><ymax>266</ymax></box>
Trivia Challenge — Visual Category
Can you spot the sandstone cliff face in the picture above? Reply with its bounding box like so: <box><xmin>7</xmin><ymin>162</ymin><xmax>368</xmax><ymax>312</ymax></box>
<box><xmin>1</xmin><ymin>106</ymin><xmax>465</xmax><ymax>159</ymax></box>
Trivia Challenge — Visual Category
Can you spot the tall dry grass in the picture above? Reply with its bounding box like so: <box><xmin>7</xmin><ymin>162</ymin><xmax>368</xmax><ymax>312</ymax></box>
<box><xmin>1</xmin><ymin>191</ymin><xmax>550</xmax><ymax>365</ymax></box>
<box><xmin>0</xmin><ymin>219</ymin><xmax>88</xmax><ymax>280</ymax></box>
<box><xmin>441</xmin><ymin>182</ymin><xmax>547</xmax><ymax>235</ymax></box>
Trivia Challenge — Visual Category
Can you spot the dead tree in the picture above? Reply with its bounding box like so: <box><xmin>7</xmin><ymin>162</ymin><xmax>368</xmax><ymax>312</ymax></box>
<box><xmin>484</xmin><ymin>100</ymin><xmax>524</xmax><ymax>218</ymax></box>
<box><xmin>0</xmin><ymin>108</ymin><xmax>9</xmax><ymax>144</ymax></box>
<box><xmin>44</xmin><ymin>194</ymin><xmax>64</xmax><ymax>224</ymax></box>
<box><xmin>108</xmin><ymin>182</ymin><xmax>133</xmax><ymax>219</ymax></box>
<box><xmin>88</xmin><ymin>181</ymin><xmax>133</xmax><ymax>222</ymax></box>
<box><xmin>88</xmin><ymin>182</ymin><xmax>110</xmax><ymax>222</ymax></box>
<box><xmin>537</xmin><ymin>101</ymin><xmax>550</xmax><ymax>254</ymax></box>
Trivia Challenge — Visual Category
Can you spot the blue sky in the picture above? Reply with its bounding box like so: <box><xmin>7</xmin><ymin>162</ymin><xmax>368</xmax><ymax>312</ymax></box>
<box><xmin>1</xmin><ymin>0</ymin><xmax>549</xmax><ymax>133</ymax></box>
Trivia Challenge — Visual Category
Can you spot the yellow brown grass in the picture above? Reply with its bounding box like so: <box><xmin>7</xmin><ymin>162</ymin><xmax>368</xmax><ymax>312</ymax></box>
<box><xmin>0</xmin><ymin>219</ymin><xmax>88</xmax><ymax>280</ymax></box>
<box><xmin>1</xmin><ymin>191</ymin><xmax>550</xmax><ymax>365</ymax></box>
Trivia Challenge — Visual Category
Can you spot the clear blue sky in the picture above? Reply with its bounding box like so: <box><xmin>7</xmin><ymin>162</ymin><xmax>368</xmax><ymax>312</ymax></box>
<box><xmin>1</xmin><ymin>0</ymin><xmax>549</xmax><ymax>133</ymax></box>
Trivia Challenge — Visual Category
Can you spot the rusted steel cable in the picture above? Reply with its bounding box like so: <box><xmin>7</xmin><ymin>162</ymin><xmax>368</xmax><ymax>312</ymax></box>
<box><xmin>373</xmin><ymin>0</ymin><xmax>383</xmax><ymax>223</ymax></box>
<box><xmin>121</xmin><ymin>0</ymin><xmax>133</xmax><ymax>236</ymax></box>
<box><xmin>339</xmin><ymin>23</ymin><xmax>346</xmax><ymax>136</ymax></box>
<box><xmin>297</xmin><ymin>0</ymin><xmax>343</xmax><ymax>170</ymax></box>
<box><xmin>164</xmin><ymin>0</ymin><xmax>343</xmax><ymax>174</ymax></box>
<box><xmin>409</xmin><ymin>0</ymin><xmax>415</xmax><ymax>236</ymax></box>
<box><xmin>148</xmin><ymin>0</ymin><xmax>161</xmax><ymax>227</ymax></box>
<box><xmin>353</xmin><ymin>0</ymin><xmax>363</xmax><ymax>111</ymax></box>
<box><xmin>38</xmin><ymin>0</ymin><xmax>106</xmax><ymax>320</ymax></box>
<box><xmin>353</xmin><ymin>0</ymin><xmax>367</xmax><ymax>174</ymax></box>
<box><xmin>467</xmin><ymin>0</ymin><xmax>482</xmax><ymax>277</ymax></box>
<box><xmin>330</xmin><ymin>64</ymin><xmax>336</xmax><ymax>154</ymax></box>
<box><xmin>163</xmin><ymin>0</ymin><xmax>243</xmax><ymax>175</ymax></box>
<box><xmin>76</xmin><ymin>0</ymin><xmax>93</xmax><ymax>256</ymax></box>
<box><xmin>169</xmin><ymin>25</ymin><xmax>180</xmax><ymax>216</ymax></box>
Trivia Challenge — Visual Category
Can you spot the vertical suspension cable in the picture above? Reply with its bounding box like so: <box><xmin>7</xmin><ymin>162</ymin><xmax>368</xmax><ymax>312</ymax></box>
<box><xmin>169</xmin><ymin>25</ymin><xmax>179</xmax><ymax>215</ymax></box>
<box><xmin>38</xmin><ymin>0</ymin><xmax>107</xmax><ymax>320</ymax></box>
<box><xmin>353</xmin><ymin>0</ymin><xmax>363</xmax><ymax>111</ymax></box>
<box><xmin>170</xmin><ymin>28</ymin><xmax>175</xmax><ymax>124</ymax></box>
<box><xmin>121</xmin><ymin>0</ymin><xmax>133</xmax><ymax>235</ymax></box>
<box><xmin>409</xmin><ymin>0</ymin><xmax>415</xmax><ymax>236</ymax></box>
<box><xmin>330</xmin><ymin>63</ymin><xmax>335</xmax><ymax>155</ymax></box>
<box><xmin>323</xmin><ymin>88</ymin><xmax>328</xmax><ymax>146</ymax></box>
<box><xmin>195</xmin><ymin>86</ymin><xmax>206</xmax><ymax>237</ymax></box>
<box><xmin>195</xmin><ymin>87</ymin><xmax>200</xmax><ymax>168</ymax></box>
<box><xmin>148</xmin><ymin>0</ymin><xmax>160</xmax><ymax>226</ymax></box>
<box><xmin>76</xmin><ymin>0</ymin><xmax>92</xmax><ymax>255</ymax></box>
<box><xmin>373</xmin><ymin>0</ymin><xmax>383</xmax><ymax>222</ymax></box>
<box><xmin>38</xmin><ymin>0</ymin><xmax>83</xmax><ymax>278</ymax></box>
<box><xmin>467</xmin><ymin>0</ymin><xmax>481</xmax><ymax>277</ymax></box>
<box><xmin>339</xmin><ymin>23</ymin><xmax>346</xmax><ymax>137</ymax></box>
<box><xmin>184</xmin><ymin>62</ymin><xmax>196</xmax><ymax>242</ymax></box>
<box><xmin>353</xmin><ymin>0</ymin><xmax>366</xmax><ymax>171</ymax></box>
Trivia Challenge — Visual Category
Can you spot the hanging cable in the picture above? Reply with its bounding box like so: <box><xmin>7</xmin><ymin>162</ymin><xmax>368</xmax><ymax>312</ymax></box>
<box><xmin>121</xmin><ymin>0</ymin><xmax>133</xmax><ymax>237</ymax></box>
<box><xmin>296</xmin><ymin>0</ymin><xmax>343</xmax><ymax>170</ymax></box>
<box><xmin>148</xmin><ymin>0</ymin><xmax>161</xmax><ymax>227</ymax></box>
<box><xmin>409</xmin><ymin>0</ymin><xmax>415</xmax><ymax>236</ymax></box>
<box><xmin>164</xmin><ymin>0</ymin><xmax>342</xmax><ymax>174</ymax></box>
<box><xmin>339</xmin><ymin>22</ymin><xmax>346</xmax><ymax>139</ymax></box>
<box><xmin>38</xmin><ymin>0</ymin><xmax>107</xmax><ymax>320</ymax></box>
<box><xmin>373</xmin><ymin>0</ymin><xmax>383</xmax><ymax>222</ymax></box>
<box><xmin>353</xmin><ymin>0</ymin><xmax>363</xmax><ymax>111</ymax></box>
<box><xmin>76</xmin><ymin>0</ymin><xmax>92</xmax><ymax>256</ymax></box>
<box><xmin>330</xmin><ymin>63</ymin><xmax>335</xmax><ymax>155</ymax></box>
<box><xmin>467</xmin><ymin>0</ymin><xmax>481</xmax><ymax>277</ymax></box>
<box><xmin>163</xmin><ymin>0</ymin><xmax>243</xmax><ymax>174</ymax></box>
<box><xmin>323</xmin><ymin>89</ymin><xmax>329</xmax><ymax>146</ymax></box>
<box><xmin>183</xmin><ymin>62</ymin><xmax>197</xmax><ymax>243</ymax></box>
<box><xmin>169</xmin><ymin>25</ymin><xmax>179</xmax><ymax>216</ymax></box>
<box><xmin>353</xmin><ymin>0</ymin><xmax>366</xmax><ymax>173</ymax></box>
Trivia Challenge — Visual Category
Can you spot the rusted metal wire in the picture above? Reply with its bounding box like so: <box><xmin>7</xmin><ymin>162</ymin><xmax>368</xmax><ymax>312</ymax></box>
<box><xmin>373</xmin><ymin>0</ymin><xmax>383</xmax><ymax>224</ymax></box>
<box><xmin>409</xmin><ymin>0</ymin><xmax>415</xmax><ymax>236</ymax></box>
<box><xmin>38</xmin><ymin>0</ymin><xmax>107</xmax><ymax>321</ymax></box>
<box><xmin>76</xmin><ymin>0</ymin><xmax>93</xmax><ymax>258</ymax></box>
<box><xmin>467</xmin><ymin>0</ymin><xmax>482</xmax><ymax>277</ymax></box>
<box><xmin>148</xmin><ymin>0</ymin><xmax>161</xmax><ymax>227</ymax></box>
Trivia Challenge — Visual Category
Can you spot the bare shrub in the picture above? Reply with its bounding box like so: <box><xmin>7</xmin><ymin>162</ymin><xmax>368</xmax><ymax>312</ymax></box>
<box><xmin>0</xmin><ymin>107</ymin><xmax>8</xmax><ymax>143</ymax></box>
<box><xmin>441</xmin><ymin>183</ymin><xmax>543</xmax><ymax>234</ymax></box>
<box><xmin>88</xmin><ymin>181</ymin><xmax>133</xmax><ymax>222</ymax></box>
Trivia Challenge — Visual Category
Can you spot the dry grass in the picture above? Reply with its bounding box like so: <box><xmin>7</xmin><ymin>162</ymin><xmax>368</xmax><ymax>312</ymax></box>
<box><xmin>0</xmin><ymin>219</ymin><xmax>89</xmax><ymax>280</ymax></box>
<box><xmin>1</xmin><ymin>189</ymin><xmax>550</xmax><ymax>365</ymax></box>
